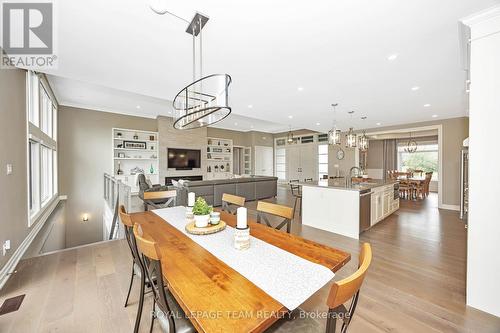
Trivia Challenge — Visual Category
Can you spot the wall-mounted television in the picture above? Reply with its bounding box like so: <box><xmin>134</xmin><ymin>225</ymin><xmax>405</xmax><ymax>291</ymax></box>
<box><xmin>167</xmin><ymin>148</ymin><xmax>201</xmax><ymax>170</ymax></box>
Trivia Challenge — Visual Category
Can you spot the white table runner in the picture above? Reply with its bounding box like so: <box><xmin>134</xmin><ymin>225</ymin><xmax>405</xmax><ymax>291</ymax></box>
<box><xmin>153</xmin><ymin>207</ymin><xmax>334</xmax><ymax>310</ymax></box>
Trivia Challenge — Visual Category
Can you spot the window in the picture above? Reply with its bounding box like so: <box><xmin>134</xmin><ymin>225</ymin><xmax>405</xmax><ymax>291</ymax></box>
<box><xmin>27</xmin><ymin>71</ymin><xmax>39</xmax><ymax>126</ymax></box>
<box><xmin>318</xmin><ymin>144</ymin><xmax>328</xmax><ymax>180</ymax></box>
<box><xmin>27</xmin><ymin>71</ymin><xmax>58</xmax><ymax>223</ymax></box>
<box><xmin>29</xmin><ymin>140</ymin><xmax>40</xmax><ymax>215</ymax></box>
<box><xmin>40</xmin><ymin>84</ymin><xmax>53</xmax><ymax>137</ymax></box>
<box><xmin>397</xmin><ymin>141</ymin><xmax>438</xmax><ymax>180</ymax></box>
<box><xmin>275</xmin><ymin>148</ymin><xmax>286</xmax><ymax>180</ymax></box>
<box><xmin>40</xmin><ymin>145</ymin><xmax>53</xmax><ymax>203</ymax></box>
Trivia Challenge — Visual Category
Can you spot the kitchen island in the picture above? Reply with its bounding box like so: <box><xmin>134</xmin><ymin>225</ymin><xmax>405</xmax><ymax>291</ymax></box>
<box><xmin>301</xmin><ymin>179</ymin><xmax>399</xmax><ymax>239</ymax></box>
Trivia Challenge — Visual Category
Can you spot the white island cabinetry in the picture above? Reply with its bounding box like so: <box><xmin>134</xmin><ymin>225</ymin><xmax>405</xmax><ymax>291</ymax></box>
<box><xmin>302</xmin><ymin>180</ymin><xmax>399</xmax><ymax>240</ymax></box>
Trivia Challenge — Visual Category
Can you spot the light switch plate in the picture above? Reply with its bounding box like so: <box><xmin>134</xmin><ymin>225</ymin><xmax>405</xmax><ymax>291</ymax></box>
<box><xmin>3</xmin><ymin>240</ymin><xmax>10</xmax><ymax>256</ymax></box>
<box><xmin>6</xmin><ymin>164</ymin><xmax>12</xmax><ymax>175</ymax></box>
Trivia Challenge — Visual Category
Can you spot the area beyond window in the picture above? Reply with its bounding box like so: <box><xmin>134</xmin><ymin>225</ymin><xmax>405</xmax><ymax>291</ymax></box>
<box><xmin>397</xmin><ymin>140</ymin><xmax>438</xmax><ymax>181</ymax></box>
<box><xmin>27</xmin><ymin>71</ymin><xmax>58</xmax><ymax>224</ymax></box>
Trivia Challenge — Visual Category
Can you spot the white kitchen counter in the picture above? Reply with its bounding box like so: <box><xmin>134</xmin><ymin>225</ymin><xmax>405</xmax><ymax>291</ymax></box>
<box><xmin>301</xmin><ymin>180</ymin><xmax>399</xmax><ymax>239</ymax></box>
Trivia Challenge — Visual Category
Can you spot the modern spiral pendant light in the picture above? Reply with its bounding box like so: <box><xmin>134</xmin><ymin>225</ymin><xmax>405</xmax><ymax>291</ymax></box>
<box><xmin>404</xmin><ymin>132</ymin><xmax>418</xmax><ymax>153</ymax></box>
<box><xmin>345</xmin><ymin>111</ymin><xmax>357</xmax><ymax>148</ymax></box>
<box><xmin>150</xmin><ymin>7</ymin><xmax>232</xmax><ymax>130</ymax></box>
<box><xmin>328</xmin><ymin>103</ymin><xmax>342</xmax><ymax>145</ymax></box>
<box><xmin>358</xmin><ymin>116</ymin><xmax>369</xmax><ymax>151</ymax></box>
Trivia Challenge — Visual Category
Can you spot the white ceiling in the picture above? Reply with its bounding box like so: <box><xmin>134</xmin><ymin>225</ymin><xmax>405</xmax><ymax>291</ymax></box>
<box><xmin>42</xmin><ymin>0</ymin><xmax>498</xmax><ymax>133</ymax></box>
<box><xmin>47</xmin><ymin>75</ymin><xmax>287</xmax><ymax>132</ymax></box>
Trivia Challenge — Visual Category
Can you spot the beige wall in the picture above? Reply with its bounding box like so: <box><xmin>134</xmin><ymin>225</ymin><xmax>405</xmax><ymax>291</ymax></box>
<box><xmin>366</xmin><ymin>117</ymin><xmax>468</xmax><ymax>206</ymax></box>
<box><xmin>58</xmin><ymin>106</ymin><xmax>157</xmax><ymax>247</ymax></box>
<box><xmin>328</xmin><ymin>146</ymin><xmax>357</xmax><ymax>177</ymax></box>
<box><xmin>0</xmin><ymin>68</ymin><xmax>30</xmax><ymax>269</ymax></box>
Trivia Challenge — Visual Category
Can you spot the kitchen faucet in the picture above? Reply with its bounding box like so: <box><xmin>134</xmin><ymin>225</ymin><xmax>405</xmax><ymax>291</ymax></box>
<box><xmin>346</xmin><ymin>166</ymin><xmax>361</xmax><ymax>186</ymax></box>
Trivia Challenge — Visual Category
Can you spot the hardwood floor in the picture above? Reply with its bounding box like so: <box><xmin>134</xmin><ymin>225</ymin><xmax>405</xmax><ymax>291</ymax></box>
<box><xmin>1</xmin><ymin>187</ymin><xmax>499</xmax><ymax>332</ymax></box>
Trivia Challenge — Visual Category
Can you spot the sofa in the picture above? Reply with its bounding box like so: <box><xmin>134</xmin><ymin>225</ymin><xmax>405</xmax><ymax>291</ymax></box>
<box><xmin>172</xmin><ymin>176</ymin><xmax>278</xmax><ymax>206</ymax></box>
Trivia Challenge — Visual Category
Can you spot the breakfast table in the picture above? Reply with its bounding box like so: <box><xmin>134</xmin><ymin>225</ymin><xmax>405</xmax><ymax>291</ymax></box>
<box><xmin>130</xmin><ymin>207</ymin><xmax>351</xmax><ymax>333</ymax></box>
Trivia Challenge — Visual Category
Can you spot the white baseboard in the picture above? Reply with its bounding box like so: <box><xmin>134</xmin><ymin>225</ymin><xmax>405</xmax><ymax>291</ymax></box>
<box><xmin>0</xmin><ymin>196</ymin><xmax>64</xmax><ymax>290</ymax></box>
<box><xmin>439</xmin><ymin>204</ymin><xmax>460</xmax><ymax>211</ymax></box>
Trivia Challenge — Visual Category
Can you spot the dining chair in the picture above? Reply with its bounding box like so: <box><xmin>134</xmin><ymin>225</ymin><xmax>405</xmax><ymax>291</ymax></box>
<box><xmin>267</xmin><ymin>243</ymin><xmax>372</xmax><ymax>333</ymax></box>
<box><xmin>289</xmin><ymin>179</ymin><xmax>302</xmax><ymax>217</ymax></box>
<box><xmin>119</xmin><ymin>206</ymin><xmax>148</xmax><ymax>333</ymax></box>
<box><xmin>133</xmin><ymin>224</ymin><xmax>195</xmax><ymax>333</ymax></box>
<box><xmin>142</xmin><ymin>190</ymin><xmax>177</xmax><ymax>211</ymax></box>
<box><xmin>256</xmin><ymin>201</ymin><xmax>295</xmax><ymax>233</ymax></box>
<box><xmin>221</xmin><ymin>193</ymin><xmax>246</xmax><ymax>214</ymax></box>
<box><xmin>424</xmin><ymin>172</ymin><xmax>433</xmax><ymax>197</ymax></box>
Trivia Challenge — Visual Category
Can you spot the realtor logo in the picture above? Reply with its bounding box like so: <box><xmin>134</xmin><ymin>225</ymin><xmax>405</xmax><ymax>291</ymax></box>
<box><xmin>1</xmin><ymin>1</ymin><xmax>57</xmax><ymax>69</ymax></box>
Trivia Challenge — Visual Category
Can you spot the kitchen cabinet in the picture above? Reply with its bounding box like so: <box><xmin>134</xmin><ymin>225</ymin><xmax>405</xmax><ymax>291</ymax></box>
<box><xmin>286</xmin><ymin>144</ymin><xmax>317</xmax><ymax>181</ymax></box>
<box><xmin>371</xmin><ymin>184</ymin><xmax>399</xmax><ymax>226</ymax></box>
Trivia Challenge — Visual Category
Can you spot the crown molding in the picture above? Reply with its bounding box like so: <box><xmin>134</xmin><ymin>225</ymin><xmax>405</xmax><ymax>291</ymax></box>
<box><xmin>461</xmin><ymin>5</ymin><xmax>500</xmax><ymax>40</ymax></box>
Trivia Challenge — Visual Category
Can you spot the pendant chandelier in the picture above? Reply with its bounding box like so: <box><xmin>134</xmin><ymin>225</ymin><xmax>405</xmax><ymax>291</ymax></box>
<box><xmin>151</xmin><ymin>7</ymin><xmax>232</xmax><ymax>130</ymax></box>
<box><xmin>287</xmin><ymin>126</ymin><xmax>294</xmax><ymax>143</ymax></box>
<box><xmin>404</xmin><ymin>132</ymin><xmax>418</xmax><ymax>153</ymax></box>
<box><xmin>358</xmin><ymin>117</ymin><xmax>369</xmax><ymax>151</ymax></box>
<box><xmin>328</xmin><ymin>103</ymin><xmax>342</xmax><ymax>145</ymax></box>
<box><xmin>345</xmin><ymin>111</ymin><xmax>357</xmax><ymax>148</ymax></box>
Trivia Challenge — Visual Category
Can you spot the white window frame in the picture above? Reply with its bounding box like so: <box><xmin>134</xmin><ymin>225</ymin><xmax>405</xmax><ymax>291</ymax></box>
<box><xmin>27</xmin><ymin>71</ymin><xmax>58</xmax><ymax>226</ymax></box>
<box><xmin>275</xmin><ymin>147</ymin><xmax>286</xmax><ymax>181</ymax></box>
<box><xmin>318</xmin><ymin>144</ymin><xmax>328</xmax><ymax>180</ymax></box>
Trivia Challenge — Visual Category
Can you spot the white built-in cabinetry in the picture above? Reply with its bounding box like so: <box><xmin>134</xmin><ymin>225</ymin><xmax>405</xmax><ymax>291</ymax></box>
<box><xmin>371</xmin><ymin>184</ymin><xmax>399</xmax><ymax>226</ymax></box>
<box><xmin>206</xmin><ymin>137</ymin><xmax>233</xmax><ymax>180</ymax></box>
<box><xmin>283</xmin><ymin>144</ymin><xmax>317</xmax><ymax>181</ymax></box>
<box><xmin>112</xmin><ymin>128</ymin><xmax>159</xmax><ymax>194</ymax></box>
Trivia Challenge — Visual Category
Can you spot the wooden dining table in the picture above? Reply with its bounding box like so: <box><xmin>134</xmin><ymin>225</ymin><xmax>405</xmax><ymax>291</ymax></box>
<box><xmin>130</xmin><ymin>208</ymin><xmax>351</xmax><ymax>333</ymax></box>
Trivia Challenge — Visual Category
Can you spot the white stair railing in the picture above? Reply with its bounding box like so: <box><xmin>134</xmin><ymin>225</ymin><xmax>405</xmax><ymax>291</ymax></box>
<box><xmin>103</xmin><ymin>173</ymin><xmax>131</xmax><ymax>240</ymax></box>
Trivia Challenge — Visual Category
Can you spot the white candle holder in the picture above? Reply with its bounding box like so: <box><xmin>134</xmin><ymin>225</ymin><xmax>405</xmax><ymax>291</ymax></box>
<box><xmin>234</xmin><ymin>227</ymin><xmax>250</xmax><ymax>250</ymax></box>
<box><xmin>185</xmin><ymin>206</ymin><xmax>194</xmax><ymax>222</ymax></box>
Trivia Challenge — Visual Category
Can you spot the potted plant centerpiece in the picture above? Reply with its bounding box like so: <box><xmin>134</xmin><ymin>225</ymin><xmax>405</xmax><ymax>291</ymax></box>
<box><xmin>192</xmin><ymin>197</ymin><xmax>213</xmax><ymax>228</ymax></box>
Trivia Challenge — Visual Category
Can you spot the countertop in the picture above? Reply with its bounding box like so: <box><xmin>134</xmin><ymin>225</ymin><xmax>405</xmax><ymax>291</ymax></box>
<box><xmin>299</xmin><ymin>179</ymin><xmax>398</xmax><ymax>192</ymax></box>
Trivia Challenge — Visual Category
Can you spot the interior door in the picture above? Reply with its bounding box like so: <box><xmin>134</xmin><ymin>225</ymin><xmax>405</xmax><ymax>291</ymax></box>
<box><xmin>299</xmin><ymin>144</ymin><xmax>317</xmax><ymax>181</ymax></box>
<box><xmin>254</xmin><ymin>146</ymin><xmax>274</xmax><ymax>176</ymax></box>
<box><xmin>286</xmin><ymin>146</ymin><xmax>301</xmax><ymax>181</ymax></box>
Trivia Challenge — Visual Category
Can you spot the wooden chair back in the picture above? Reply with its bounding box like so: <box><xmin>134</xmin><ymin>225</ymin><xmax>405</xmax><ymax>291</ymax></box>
<box><xmin>119</xmin><ymin>205</ymin><xmax>133</xmax><ymax>227</ymax></box>
<box><xmin>221</xmin><ymin>193</ymin><xmax>246</xmax><ymax>214</ymax></box>
<box><xmin>257</xmin><ymin>201</ymin><xmax>294</xmax><ymax>220</ymax></box>
<box><xmin>133</xmin><ymin>224</ymin><xmax>177</xmax><ymax>332</ymax></box>
<box><xmin>142</xmin><ymin>190</ymin><xmax>177</xmax><ymax>210</ymax></box>
<box><xmin>143</xmin><ymin>190</ymin><xmax>177</xmax><ymax>200</ymax></box>
<box><xmin>327</xmin><ymin>243</ymin><xmax>372</xmax><ymax>308</ymax></box>
<box><xmin>256</xmin><ymin>201</ymin><xmax>295</xmax><ymax>233</ymax></box>
<box><xmin>222</xmin><ymin>193</ymin><xmax>245</xmax><ymax>207</ymax></box>
<box><xmin>133</xmin><ymin>224</ymin><xmax>162</xmax><ymax>261</ymax></box>
<box><xmin>289</xmin><ymin>179</ymin><xmax>301</xmax><ymax>197</ymax></box>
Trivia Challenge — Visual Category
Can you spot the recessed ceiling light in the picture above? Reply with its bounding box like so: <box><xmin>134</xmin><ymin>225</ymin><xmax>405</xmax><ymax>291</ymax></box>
<box><xmin>288</xmin><ymin>115</ymin><xmax>293</xmax><ymax>119</ymax></box>
<box><xmin>432</xmin><ymin>114</ymin><xmax>438</xmax><ymax>118</ymax></box>
<box><xmin>376</xmin><ymin>122</ymin><xmax>382</xmax><ymax>126</ymax></box>
<box><xmin>250</xmin><ymin>125</ymin><xmax>254</xmax><ymax>129</ymax></box>
<box><xmin>234</xmin><ymin>122</ymin><xmax>238</xmax><ymax>126</ymax></box>
<box><xmin>297</xmin><ymin>87</ymin><xmax>304</xmax><ymax>91</ymax></box>
<box><xmin>316</xmin><ymin>122</ymin><xmax>320</xmax><ymax>126</ymax></box>
<box><xmin>411</xmin><ymin>86</ymin><xmax>420</xmax><ymax>91</ymax></box>
<box><xmin>424</xmin><ymin>104</ymin><xmax>431</xmax><ymax>107</ymax></box>
<box><xmin>136</xmin><ymin>105</ymin><xmax>141</xmax><ymax>109</ymax></box>
<box><xmin>387</xmin><ymin>53</ymin><xmax>398</xmax><ymax>61</ymax></box>
<box><xmin>248</xmin><ymin>104</ymin><xmax>253</xmax><ymax>108</ymax></box>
